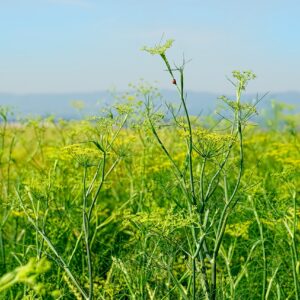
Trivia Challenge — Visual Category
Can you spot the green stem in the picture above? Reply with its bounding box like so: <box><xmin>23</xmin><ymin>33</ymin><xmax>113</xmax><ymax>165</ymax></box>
<box><xmin>17</xmin><ymin>189</ymin><xmax>89</xmax><ymax>300</ymax></box>
<box><xmin>292</xmin><ymin>191</ymin><xmax>299</xmax><ymax>299</ymax></box>
<box><xmin>199</xmin><ymin>158</ymin><xmax>207</xmax><ymax>212</ymax></box>
<box><xmin>251</xmin><ymin>197</ymin><xmax>267</xmax><ymax>300</ymax></box>
<box><xmin>0</xmin><ymin>229</ymin><xmax>5</xmax><ymax>274</ymax></box>
<box><xmin>83</xmin><ymin>166</ymin><xmax>93</xmax><ymax>300</ymax></box>
<box><xmin>177</xmin><ymin>68</ymin><xmax>196</xmax><ymax>205</ymax></box>
<box><xmin>211</xmin><ymin>96</ymin><xmax>244</xmax><ymax>300</ymax></box>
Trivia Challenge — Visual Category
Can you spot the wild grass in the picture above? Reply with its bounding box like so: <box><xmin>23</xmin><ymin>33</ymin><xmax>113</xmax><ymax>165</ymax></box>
<box><xmin>0</xmin><ymin>41</ymin><xmax>299</xmax><ymax>299</ymax></box>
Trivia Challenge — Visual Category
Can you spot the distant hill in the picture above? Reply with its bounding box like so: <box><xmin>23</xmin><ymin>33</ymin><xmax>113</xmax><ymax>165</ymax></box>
<box><xmin>0</xmin><ymin>90</ymin><xmax>299</xmax><ymax>119</ymax></box>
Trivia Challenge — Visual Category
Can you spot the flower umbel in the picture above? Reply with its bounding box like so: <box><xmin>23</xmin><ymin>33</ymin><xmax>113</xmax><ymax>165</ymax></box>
<box><xmin>142</xmin><ymin>38</ymin><xmax>175</xmax><ymax>79</ymax></box>
<box><xmin>141</xmin><ymin>39</ymin><xmax>174</xmax><ymax>56</ymax></box>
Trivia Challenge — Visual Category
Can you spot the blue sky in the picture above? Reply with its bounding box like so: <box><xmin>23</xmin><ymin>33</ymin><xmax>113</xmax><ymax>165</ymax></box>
<box><xmin>0</xmin><ymin>0</ymin><xmax>300</xmax><ymax>94</ymax></box>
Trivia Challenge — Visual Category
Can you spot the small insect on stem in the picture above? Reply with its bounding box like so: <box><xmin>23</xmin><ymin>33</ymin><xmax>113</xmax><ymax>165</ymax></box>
<box><xmin>172</xmin><ymin>78</ymin><xmax>177</xmax><ymax>85</ymax></box>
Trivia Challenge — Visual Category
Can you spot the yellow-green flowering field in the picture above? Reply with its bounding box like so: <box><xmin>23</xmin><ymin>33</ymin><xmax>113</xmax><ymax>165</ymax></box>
<box><xmin>0</xmin><ymin>44</ymin><xmax>299</xmax><ymax>299</ymax></box>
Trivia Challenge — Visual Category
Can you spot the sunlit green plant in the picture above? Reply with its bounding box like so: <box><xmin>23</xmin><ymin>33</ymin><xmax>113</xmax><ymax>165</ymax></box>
<box><xmin>143</xmin><ymin>39</ymin><xmax>261</xmax><ymax>299</ymax></box>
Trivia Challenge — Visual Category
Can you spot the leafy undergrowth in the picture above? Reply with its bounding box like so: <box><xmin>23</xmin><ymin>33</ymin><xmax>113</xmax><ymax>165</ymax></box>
<box><xmin>0</xmin><ymin>99</ymin><xmax>298</xmax><ymax>299</ymax></box>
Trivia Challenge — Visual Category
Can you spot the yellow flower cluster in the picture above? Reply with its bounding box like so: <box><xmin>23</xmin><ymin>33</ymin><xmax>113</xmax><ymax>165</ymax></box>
<box><xmin>141</xmin><ymin>39</ymin><xmax>174</xmax><ymax>56</ymax></box>
<box><xmin>60</xmin><ymin>143</ymin><xmax>102</xmax><ymax>164</ymax></box>
<box><xmin>225</xmin><ymin>221</ymin><xmax>252</xmax><ymax>239</ymax></box>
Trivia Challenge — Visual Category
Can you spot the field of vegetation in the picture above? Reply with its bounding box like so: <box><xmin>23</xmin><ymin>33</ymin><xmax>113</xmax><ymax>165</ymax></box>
<box><xmin>0</xmin><ymin>42</ymin><xmax>299</xmax><ymax>299</ymax></box>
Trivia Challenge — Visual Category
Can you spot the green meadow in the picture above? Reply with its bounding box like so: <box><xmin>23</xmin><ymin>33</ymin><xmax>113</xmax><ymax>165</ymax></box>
<box><xmin>0</xmin><ymin>42</ymin><xmax>299</xmax><ymax>299</ymax></box>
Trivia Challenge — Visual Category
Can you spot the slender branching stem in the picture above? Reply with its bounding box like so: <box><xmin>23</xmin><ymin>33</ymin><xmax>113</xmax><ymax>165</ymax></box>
<box><xmin>17</xmin><ymin>189</ymin><xmax>89</xmax><ymax>300</ymax></box>
<box><xmin>251</xmin><ymin>197</ymin><xmax>267</xmax><ymax>300</ymax></box>
<box><xmin>83</xmin><ymin>166</ymin><xmax>93</xmax><ymax>300</ymax></box>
